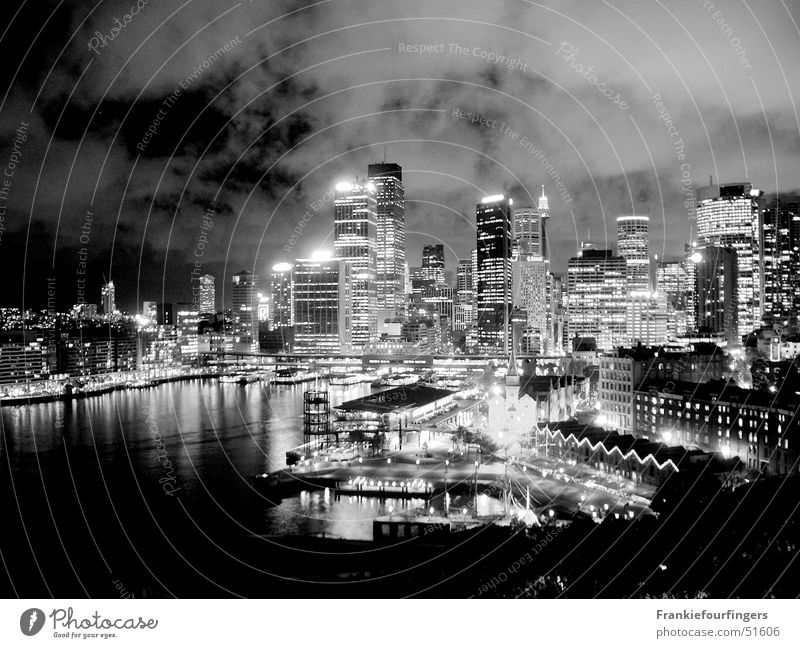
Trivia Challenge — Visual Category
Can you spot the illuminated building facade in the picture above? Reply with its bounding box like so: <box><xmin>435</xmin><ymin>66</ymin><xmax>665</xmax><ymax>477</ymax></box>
<box><xmin>232</xmin><ymin>270</ymin><xmax>258</xmax><ymax>349</ymax></box>
<box><xmin>476</xmin><ymin>195</ymin><xmax>513</xmax><ymax>353</ymax></box>
<box><xmin>198</xmin><ymin>274</ymin><xmax>215</xmax><ymax>315</ymax></box>
<box><xmin>616</xmin><ymin>216</ymin><xmax>650</xmax><ymax>292</ymax></box>
<box><xmin>334</xmin><ymin>180</ymin><xmax>378</xmax><ymax>352</ymax></box>
<box><xmin>270</xmin><ymin>263</ymin><xmax>294</xmax><ymax>329</ymax></box>
<box><xmin>695</xmin><ymin>182</ymin><xmax>763</xmax><ymax>339</ymax></box>
<box><xmin>368</xmin><ymin>163</ymin><xmax>405</xmax><ymax>314</ymax></box>
<box><xmin>565</xmin><ymin>247</ymin><xmax>627</xmax><ymax>351</ymax></box>
<box><xmin>293</xmin><ymin>257</ymin><xmax>347</xmax><ymax>353</ymax></box>
<box><xmin>691</xmin><ymin>245</ymin><xmax>738</xmax><ymax>344</ymax></box>
<box><xmin>761</xmin><ymin>195</ymin><xmax>800</xmax><ymax>329</ymax></box>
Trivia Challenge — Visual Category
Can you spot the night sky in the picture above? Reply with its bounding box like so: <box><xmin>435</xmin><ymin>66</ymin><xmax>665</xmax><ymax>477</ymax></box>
<box><xmin>1</xmin><ymin>0</ymin><xmax>799</xmax><ymax>311</ymax></box>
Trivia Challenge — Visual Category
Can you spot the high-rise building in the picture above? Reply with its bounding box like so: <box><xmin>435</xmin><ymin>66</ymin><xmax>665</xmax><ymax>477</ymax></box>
<box><xmin>293</xmin><ymin>256</ymin><xmax>346</xmax><ymax>353</ymax></box>
<box><xmin>565</xmin><ymin>246</ymin><xmax>627</xmax><ymax>351</ymax></box>
<box><xmin>270</xmin><ymin>263</ymin><xmax>293</xmax><ymax>329</ymax></box>
<box><xmin>368</xmin><ymin>163</ymin><xmax>405</xmax><ymax>313</ymax></box>
<box><xmin>627</xmin><ymin>292</ymin><xmax>668</xmax><ymax>346</ymax></box>
<box><xmin>476</xmin><ymin>195</ymin><xmax>513</xmax><ymax>352</ymax></box>
<box><xmin>455</xmin><ymin>258</ymin><xmax>477</xmax><ymax>332</ymax></box>
<box><xmin>656</xmin><ymin>259</ymin><xmax>690</xmax><ymax>339</ymax></box>
<box><xmin>334</xmin><ymin>180</ymin><xmax>377</xmax><ymax>352</ymax></box>
<box><xmin>616</xmin><ymin>216</ymin><xmax>650</xmax><ymax>292</ymax></box>
<box><xmin>512</xmin><ymin>252</ymin><xmax>548</xmax><ymax>353</ymax></box>
<box><xmin>421</xmin><ymin>244</ymin><xmax>446</xmax><ymax>285</ymax></box>
<box><xmin>512</xmin><ymin>205</ymin><xmax>541</xmax><ymax>259</ymax></box>
<box><xmin>696</xmin><ymin>182</ymin><xmax>763</xmax><ymax>338</ymax></box>
<box><xmin>761</xmin><ymin>195</ymin><xmax>800</xmax><ymax>329</ymax></box>
<box><xmin>232</xmin><ymin>270</ymin><xmax>258</xmax><ymax>347</ymax></box>
<box><xmin>456</xmin><ymin>258</ymin><xmax>473</xmax><ymax>294</ymax></box>
<box><xmin>512</xmin><ymin>187</ymin><xmax>554</xmax><ymax>354</ymax></box>
<box><xmin>101</xmin><ymin>281</ymin><xmax>116</xmax><ymax>315</ymax></box>
<box><xmin>176</xmin><ymin>304</ymin><xmax>199</xmax><ymax>360</ymax></box>
<box><xmin>691</xmin><ymin>245</ymin><xmax>738</xmax><ymax>343</ymax></box>
<box><xmin>198</xmin><ymin>274</ymin><xmax>215</xmax><ymax>315</ymax></box>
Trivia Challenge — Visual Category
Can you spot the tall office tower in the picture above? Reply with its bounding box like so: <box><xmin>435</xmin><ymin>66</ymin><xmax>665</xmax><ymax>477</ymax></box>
<box><xmin>293</xmin><ymin>257</ymin><xmax>346</xmax><ymax>353</ymax></box>
<box><xmin>368</xmin><ymin>163</ymin><xmax>405</xmax><ymax>313</ymax></box>
<box><xmin>565</xmin><ymin>247</ymin><xmax>628</xmax><ymax>351</ymax></box>
<box><xmin>421</xmin><ymin>244</ymin><xmax>446</xmax><ymax>284</ymax></box>
<box><xmin>198</xmin><ymin>274</ymin><xmax>215</xmax><ymax>315</ymax></box>
<box><xmin>269</xmin><ymin>263</ymin><xmax>294</xmax><ymax>329</ymax></box>
<box><xmin>627</xmin><ymin>292</ymin><xmax>668</xmax><ymax>345</ymax></box>
<box><xmin>691</xmin><ymin>245</ymin><xmax>738</xmax><ymax>343</ymax></box>
<box><xmin>512</xmin><ymin>254</ymin><xmax>548</xmax><ymax>353</ymax></box>
<box><xmin>512</xmin><ymin>205</ymin><xmax>541</xmax><ymax>259</ymax></box>
<box><xmin>232</xmin><ymin>270</ymin><xmax>258</xmax><ymax>347</ymax></box>
<box><xmin>616</xmin><ymin>216</ymin><xmax>650</xmax><ymax>292</ymax></box>
<box><xmin>476</xmin><ymin>195</ymin><xmax>513</xmax><ymax>353</ymax></box>
<box><xmin>101</xmin><ymin>281</ymin><xmax>116</xmax><ymax>315</ymax></box>
<box><xmin>454</xmin><ymin>258</ymin><xmax>477</xmax><ymax>332</ymax></box>
<box><xmin>175</xmin><ymin>304</ymin><xmax>200</xmax><ymax>360</ymax></box>
<box><xmin>696</xmin><ymin>182</ymin><xmax>763</xmax><ymax>339</ymax></box>
<box><xmin>456</xmin><ymin>258</ymin><xmax>473</xmax><ymax>294</ymax></box>
<box><xmin>761</xmin><ymin>195</ymin><xmax>800</xmax><ymax>329</ymax></box>
<box><xmin>334</xmin><ymin>180</ymin><xmax>378</xmax><ymax>351</ymax></box>
<box><xmin>656</xmin><ymin>259</ymin><xmax>690</xmax><ymax>339</ymax></box>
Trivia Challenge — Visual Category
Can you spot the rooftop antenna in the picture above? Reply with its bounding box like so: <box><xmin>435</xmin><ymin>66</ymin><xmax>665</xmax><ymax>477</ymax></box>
<box><xmin>383</xmin><ymin>146</ymin><xmax>387</xmax><ymax>163</ymax></box>
<box><xmin>709</xmin><ymin>175</ymin><xmax>713</xmax><ymax>186</ymax></box>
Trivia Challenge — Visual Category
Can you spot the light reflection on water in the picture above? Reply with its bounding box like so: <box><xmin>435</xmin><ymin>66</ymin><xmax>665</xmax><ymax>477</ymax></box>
<box><xmin>0</xmin><ymin>377</ymin><xmax>506</xmax><ymax>541</ymax></box>
<box><xmin>265</xmin><ymin>490</ymin><xmax>507</xmax><ymax>540</ymax></box>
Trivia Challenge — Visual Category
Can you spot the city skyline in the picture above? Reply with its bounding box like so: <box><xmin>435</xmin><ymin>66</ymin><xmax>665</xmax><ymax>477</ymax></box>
<box><xmin>2</xmin><ymin>2</ymin><xmax>800</xmax><ymax>312</ymax></box>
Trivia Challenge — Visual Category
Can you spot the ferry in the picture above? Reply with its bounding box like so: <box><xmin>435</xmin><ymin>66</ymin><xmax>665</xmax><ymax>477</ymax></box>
<box><xmin>220</xmin><ymin>372</ymin><xmax>260</xmax><ymax>385</ymax></box>
<box><xmin>381</xmin><ymin>373</ymin><xmax>421</xmax><ymax>387</ymax></box>
<box><xmin>272</xmin><ymin>368</ymin><xmax>319</xmax><ymax>385</ymax></box>
<box><xmin>328</xmin><ymin>372</ymin><xmax>365</xmax><ymax>387</ymax></box>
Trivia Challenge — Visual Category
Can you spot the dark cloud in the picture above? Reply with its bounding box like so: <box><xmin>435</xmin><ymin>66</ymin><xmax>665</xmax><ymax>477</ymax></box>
<box><xmin>1</xmin><ymin>0</ymin><xmax>799</xmax><ymax>310</ymax></box>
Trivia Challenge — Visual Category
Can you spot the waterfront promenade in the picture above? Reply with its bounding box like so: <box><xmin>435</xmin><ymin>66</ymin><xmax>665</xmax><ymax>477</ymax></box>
<box><xmin>260</xmin><ymin>433</ymin><xmax>653</xmax><ymax>521</ymax></box>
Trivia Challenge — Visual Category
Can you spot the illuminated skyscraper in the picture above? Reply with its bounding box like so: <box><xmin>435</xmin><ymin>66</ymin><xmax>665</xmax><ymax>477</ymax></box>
<box><xmin>512</xmin><ymin>205</ymin><xmax>541</xmax><ymax>259</ymax></box>
<box><xmin>656</xmin><ymin>259</ymin><xmax>690</xmax><ymax>339</ymax></box>
<box><xmin>270</xmin><ymin>263</ymin><xmax>293</xmax><ymax>329</ymax></box>
<box><xmin>476</xmin><ymin>195</ymin><xmax>512</xmax><ymax>352</ymax></box>
<box><xmin>512</xmin><ymin>253</ymin><xmax>548</xmax><ymax>353</ymax></box>
<box><xmin>232</xmin><ymin>270</ymin><xmax>258</xmax><ymax>348</ymax></box>
<box><xmin>691</xmin><ymin>245</ymin><xmax>738</xmax><ymax>343</ymax></box>
<box><xmin>616</xmin><ymin>216</ymin><xmax>650</xmax><ymax>292</ymax></box>
<box><xmin>198</xmin><ymin>274</ymin><xmax>215</xmax><ymax>315</ymax></box>
<box><xmin>334</xmin><ymin>180</ymin><xmax>377</xmax><ymax>351</ymax></box>
<box><xmin>293</xmin><ymin>256</ymin><xmax>346</xmax><ymax>353</ymax></box>
<box><xmin>761</xmin><ymin>195</ymin><xmax>800</xmax><ymax>329</ymax></box>
<box><xmin>565</xmin><ymin>246</ymin><xmax>627</xmax><ymax>351</ymax></box>
<box><xmin>368</xmin><ymin>163</ymin><xmax>405</xmax><ymax>313</ymax></box>
<box><xmin>696</xmin><ymin>182</ymin><xmax>763</xmax><ymax>338</ymax></box>
<box><xmin>421</xmin><ymin>244</ymin><xmax>445</xmax><ymax>284</ymax></box>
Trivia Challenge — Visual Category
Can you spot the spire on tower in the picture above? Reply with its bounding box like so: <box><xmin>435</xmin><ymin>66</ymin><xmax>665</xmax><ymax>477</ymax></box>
<box><xmin>538</xmin><ymin>185</ymin><xmax>550</xmax><ymax>214</ymax></box>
